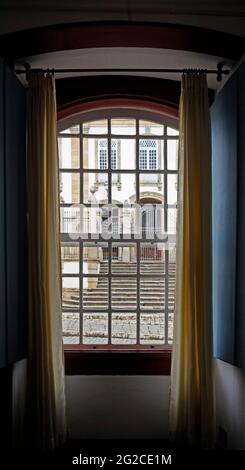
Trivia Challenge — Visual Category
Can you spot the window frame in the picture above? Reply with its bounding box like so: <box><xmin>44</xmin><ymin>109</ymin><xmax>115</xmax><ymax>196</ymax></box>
<box><xmin>58</xmin><ymin>108</ymin><xmax>178</xmax><ymax>375</ymax></box>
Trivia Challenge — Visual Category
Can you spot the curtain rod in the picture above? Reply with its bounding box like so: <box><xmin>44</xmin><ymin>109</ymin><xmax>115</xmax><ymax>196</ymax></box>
<box><xmin>15</xmin><ymin>62</ymin><xmax>229</xmax><ymax>82</ymax></box>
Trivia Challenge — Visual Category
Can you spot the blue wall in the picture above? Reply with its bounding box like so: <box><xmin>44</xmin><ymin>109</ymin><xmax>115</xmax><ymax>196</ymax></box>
<box><xmin>235</xmin><ymin>62</ymin><xmax>245</xmax><ymax>369</ymax></box>
<box><xmin>0</xmin><ymin>60</ymin><xmax>6</xmax><ymax>367</ymax></box>
<box><xmin>0</xmin><ymin>60</ymin><xmax>27</xmax><ymax>368</ymax></box>
<box><xmin>211</xmin><ymin>62</ymin><xmax>245</xmax><ymax>369</ymax></box>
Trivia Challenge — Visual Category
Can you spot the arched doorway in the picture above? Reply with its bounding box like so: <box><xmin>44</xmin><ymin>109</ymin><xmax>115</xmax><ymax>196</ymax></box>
<box><xmin>140</xmin><ymin>197</ymin><xmax>164</xmax><ymax>261</ymax></box>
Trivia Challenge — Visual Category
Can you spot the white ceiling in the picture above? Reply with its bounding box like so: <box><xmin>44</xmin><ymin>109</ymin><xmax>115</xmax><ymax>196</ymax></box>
<box><xmin>1</xmin><ymin>1</ymin><xmax>245</xmax><ymax>36</ymax></box>
<box><xmin>15</xmin><ymin>47</ymin><xmax>234</xmax><ymax>90</ymax></box>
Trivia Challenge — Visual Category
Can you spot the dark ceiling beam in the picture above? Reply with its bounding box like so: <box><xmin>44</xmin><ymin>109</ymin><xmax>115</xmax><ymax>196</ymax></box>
<box><xmin>56</xmin><ymin>75</ymin><xmax>181</xmax><ymax>113</ymax></box>
<box><xmin>0</xmin><ymin>21</ymin><xmax>244</xmax><ymax>62</ymax></box>
<box><xmin>56</xmin><ymin>75</ymin><xmax>214</xmax><ymax>118</ymax></box>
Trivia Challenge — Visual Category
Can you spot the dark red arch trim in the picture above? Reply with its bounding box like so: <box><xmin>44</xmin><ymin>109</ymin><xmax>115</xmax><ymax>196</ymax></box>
<box><xmin>0</xmin><ymin>21</ymin><xmax>244</xmax><ymax>62</ymax></box>
<box><xmin>58</xmin><ymin>98</ymin><xmax>178</xmax><ymax>122</ymax></box>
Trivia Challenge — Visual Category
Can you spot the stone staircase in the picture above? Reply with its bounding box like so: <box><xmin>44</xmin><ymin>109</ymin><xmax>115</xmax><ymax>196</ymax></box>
<box><xmin>63</xmin><ymin>261</ymin><xmax>176</xmax><ymax>311</ymax></box>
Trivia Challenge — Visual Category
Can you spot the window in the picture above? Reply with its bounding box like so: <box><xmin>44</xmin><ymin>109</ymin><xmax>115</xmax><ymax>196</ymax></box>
<box><xmin>99</xmin><ymin>139</ymin><xmax>118</xmax><ymax>170</ymax></box>
<box><xmin>111</xmin><ymin>140</ymin><xmax>118</xmax><ymax>170</ymax></box>
<box><xmin>58</xmin><ymin>114</ymin><xmax>179</xmax><ymax>350</ymax></box>
<box><xmin>139</xmin><ymin>139</ymin><xmax>157</xmax><ymax>170</ymax></box>
<box><xmin>99</xmin><ymin>140</ymin><xmax>107</xmax><ymax>169</ymax></box>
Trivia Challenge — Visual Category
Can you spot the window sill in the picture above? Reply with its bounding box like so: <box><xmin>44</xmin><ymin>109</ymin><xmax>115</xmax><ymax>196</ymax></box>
<box><xmin>64</xmin><ymin>345</ymin><xmax>172</xmax><ymax>375</ymax></box>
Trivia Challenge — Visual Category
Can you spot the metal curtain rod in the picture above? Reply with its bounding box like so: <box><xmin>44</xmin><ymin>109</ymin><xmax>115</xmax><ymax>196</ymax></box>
<box><xmin>15</xmin><ymin>62</ymin><xmax>229</xmax><ymax>82</ymax></box>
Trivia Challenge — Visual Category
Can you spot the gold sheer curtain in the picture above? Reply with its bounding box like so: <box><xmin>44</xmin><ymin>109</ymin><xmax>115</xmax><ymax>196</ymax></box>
<box><xmin>169</xmin><ymin>73</ymin><xmax>214</xmax><ymax>448</ymax></box>
<box><xmin>26</xmin><ymin>73</ymin><xmax>66</xmax><ymax>449</ymax></box>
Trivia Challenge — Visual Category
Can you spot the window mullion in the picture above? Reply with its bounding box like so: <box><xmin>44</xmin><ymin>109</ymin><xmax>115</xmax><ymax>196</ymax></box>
<box><xmin>136</xmin><ymin>119</ymin><xmax>140</xmax><ymax>346</ymax></box>
<box><xmin>164</xmin><ymin>125</ymin><xmax>169</xmax><ymax>345</ymax></box>
<box><xmin>108</xmin><ymin>119</ymin><xmax>112</xmax><ymax>344</ymax></box>
<box><xmin>80</xmin><ymin>127</ymin><xmax>83</xmax><ymax>344</ymax></box>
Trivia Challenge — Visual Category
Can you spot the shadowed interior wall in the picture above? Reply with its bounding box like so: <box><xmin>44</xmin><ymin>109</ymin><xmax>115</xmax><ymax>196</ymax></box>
<box><xmin>66</xmin><ymin>375</ymin><xmax>170</xmax><ymax>439</ymax></box>
<box><xmin>214</xmin><ymin>359</ymin><xmax>245</xmax><ymax>449</ymax></box>
<box><xmin>0</xmin><ymin>60</ymin><xmax>27</xmax><ymax>368</ymax></box>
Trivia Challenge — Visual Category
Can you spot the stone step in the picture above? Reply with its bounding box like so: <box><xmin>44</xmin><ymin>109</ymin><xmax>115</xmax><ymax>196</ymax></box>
<box><xmin>64</xmin><ymin>295</ymin><xmax>174</xmax><ymax>301</ymax></box>
<box><xmin>84</xmin><ymin>288</ymin><xmax>175</xmax><ymax>293</ymax></box>
<box><xmin>100</xmin><ymin>265</ymin><xmax>172</xmax><ymax>269</ymax></box>
<box><xmin>63</xmin><ymin>258</ymin><xmax>176</xmax><ymax>313</ymax></box>
<box><xmin>83</xmin><ymin>300</ymin><xmax>166</xmax><ymax>306</ymax></box>
<box><xmin>107</xmin><ymin>271</ymin><xmax>165</xmax><ymax>274</ymax></box>
<box><xmin>100</xmin><ymin>266</ymin><xmax>174</xmax><ymax>270</ymax></box>
<box><xmin>106</xmin><ymin>268</ymin><xmax>166</xmax><ymax>271</ymax></box>
<box><xmin>110</xmin><ymin>282</ymin><xmax>168</xmax><ymax>286</ymax></box>
<box><xmin>100</xmin><ymin>266</ymin><xmax>175</xmax><ymax>274</ymax></box>
<box><xmin>105</xmin><ymin>263</ymin><xmax>167</xmax><ymax>266</ymax></box>
<box><xmin>101</xmin><ymin>261</ymin><xmax>165</xmax><ymax>264</ymax></box>
<box><xmin>65</xmin><ymin>294</ymin><xmax>175</xmax><ymax>300</ymax></box>
<box><xmin>96</xmin><ymin>281</ymin><xmax>174</xmax><ymax>284</ymax></box>
<box><xmin>84</xmin><ymin>289</ymin><xmax>168</xmax><ymax>294</ymax></box>
<box><xmin>83</xmin><ymin>296</ymin><xmax>166</xmax><ymax>301</ymax></box>
<box><xmin>100</xmin><ymin>267</ymin><xmax>175</xmax><ymax>271</ymax></box>
<box><xmin>99</xmin><ymin>278</ymin><xmax>172</xmax><ymax>281</ymax></box>
<box><xmin>97</xmin><ymin>283</ymin><xmax>174</xmax><ymax>287</ymax></box>
<box><xmin>63</xmin><ymin>304</ymin><xmax>174</xmax><ymax>310</ymax></box>
<box><xmin>84</xmin><ymin>288</ymin><xmax>173</xmax><ymax>292</ymax></box>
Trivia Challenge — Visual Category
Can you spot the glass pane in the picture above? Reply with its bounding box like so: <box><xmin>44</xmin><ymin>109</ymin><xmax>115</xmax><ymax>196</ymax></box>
<box><xmin>83</xmin><ymin>277</ymin><xmax>108</xmax><ymax>310</ymax></box>
<box><xmin>168</xmin><ymin>277</ymin><xmax>176</xmax><ymax>311</ymax></box>
<box><xmin>139</xmin><ymin>139</ymin><xmax>163</xmax><ymax>170</ymax></box>
<box><xmin>82</xmin><ymin>242</ymin><xmax>108</xmax><ymax>274</ymax></box>
<box><xmin>111</xmin><ymin>118</ymin><xmax>136</xmax><ymax>135</ymax></box>
<box><xmin>112</xmin><ymin>243</ymin><xmax>137</xmax><ymax>274</ymax></box>
<box><xmin>60</xmin><ymin>125</ymin><xmax>80</xmax><ymax>134</ymax></box>
<box><xmin>168</xmin><ymin>312</ymin><xmax>174</xmax><ymax>344</ymax></box>
<box><xmin>168</xmin><ymin>174</ymin><xmax>177</xmax><ymax>205</ymax></box>
<box><xmin>167</xmin><ymin>126</ymin><xmax>179</xmax><ymax>136</ymax></box>
<box><xmin>109</xmin><ymin>206</ymin><xmax>121</xmax><ymax>236</ymax></box>
<box><xmin>62</xmin><ymin>277</ymin><xmax>79</xmax><ymax>310</ymax></box>
<box><xmin>139</xmin><ymin>120</ymin><xmax>164</xmax><ymax>136</ymax></box>
<box><xmin>83</xmin><ymin>313</ymin><xmax>108</xmax><ymax>344</ymax></box>
<box><xmin>140</xmin><ymin>277</ymin><xmax>165</xmax><ymax>310</ymax></box>
<box><xmin>98</xmin><ymin>206</ymin><xmax>137</xmax><ymax>237</ymax></box>
<box><xmin>112</xmin><ymin>173</ymin><xmax>136</xmax><ymax>204</ymax></box>
<box><xmin>167</xmin><ymin>140</ymin><xmax>178</xmax><ymax>170</ymax></box>
<box><xmin>112</xmin><ymin>313</ymin><xmax>137</xmax><ymax>344</ymax></box>
<box><xmin>112</xmin><ymin>138</ymin><xmax>136</xmax><ymax>170</ymax></box>
<box><xmin>112</xmin><ymin>277</ymin><xmax>137</xmax><ymax>309</ymax></box>
<box><xmin>62</xmin><ymin>312</ymin><xmax>79</xmax><ymax>344</ymax></box>
<box><xmin>83</xmin><ymin>120</ymin><xmax>108</xmax><ymax>135</ymax></box>
<box><xmin>139</xmin><ymin>174</ymin><xmax>164</xmax><ymax>203</ymax></box>
<box><xmin>168</xmin><ymin>208</ymin><xmax>177</xmax><ymax>235</ymax></box>
<box><xmin>140</xmin><ymin>313</ymin><xmax>165</xmax><ymax>344</ymax></box>
<box><xmin>60</xmin><ymin>172</ymin><xmax>80</xmax><ymax>204</ymax></box>
<box><xmin>83</xmin><ymin>138</ymin><xmax>108</xmax><ymax>169</ymax></box>
<box><xmin>81</xmin><ymin>206</ymin><xmax>116</xmax><ymax>237</ymax></box>
<box><xmin>138</xmin><ymin>203</ymin><xmax>165</xmax><ymax>239</ymax></box>
<box><xmin>61</xmin><ymin>243</ymin><xmax>79</xmax><ymax>274</ymax></box>
<box><xmin>122</xmin><ymin>205</ymin><xmax>138</xmax><ymax>237</ymax></box>
<box><xmin>140</xmin><ymin>243</ymin><xmax>165</xmax><ymax>274</ymax></box>
<box><xmin>58</xmin><ymin>137</ymin><xmax>80</xmax><ymax>169</ymax></box>
<box><xmin>83</xmin><ymin>173</ymin><xmax>108</xmax><ymax>203</ymax></box>
<box><xmin>60</xmin><ymin>207</ymin><xmax>80</xmax><ymax>234</ymax></box>
<box><xmin>168</xmin><ymin>243</ymin><xmax>176</xmax><ymax>270</ymax></box>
